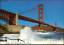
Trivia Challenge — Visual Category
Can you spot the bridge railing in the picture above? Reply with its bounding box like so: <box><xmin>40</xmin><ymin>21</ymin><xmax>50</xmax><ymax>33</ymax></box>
<box><xmin>0</xmin><ymin>37</ymin><xmax>25</xmax><ymax>43</ymax></box>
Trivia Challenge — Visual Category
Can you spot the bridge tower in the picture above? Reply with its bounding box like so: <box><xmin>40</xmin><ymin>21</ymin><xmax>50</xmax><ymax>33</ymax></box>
<box><xmin>38</xmin><ymin>4</ymin><xmax>44</xmax><ymax>30</ymax></box>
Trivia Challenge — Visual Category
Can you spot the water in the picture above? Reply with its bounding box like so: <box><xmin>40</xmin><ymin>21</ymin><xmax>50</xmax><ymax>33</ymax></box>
<box><xmin>29</xmin><ymin>31</ymin><xmax>64</xmax><ymax>44</ymax></box>
<box><xmin>35</xmin><ymin>32</ymin><xmax>64</xmax><ymax>40</ymax></box>
<box><xmin>0</xmin><ymin>27</ymin><xmax>64</xmax><ymax>44</ymax></box>
<box><xmin>19</xmin><ymin>27</ymin><xmax>64</xmax><ymax>44</ymax></box>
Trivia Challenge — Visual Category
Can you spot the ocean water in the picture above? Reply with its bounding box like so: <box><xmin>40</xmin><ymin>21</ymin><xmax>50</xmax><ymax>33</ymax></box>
<box><xmin>35</xmin><ymin>32</ymin><xmax>64</xmax><ymax>40</ymax></box>
<box><xmin>19</xmin><ymin>28</ymin><xmax>64</xmax><ymax>44</ymax></box>
<box><xmin>0</xmin><ymin>28</ymin><xmax>64</xmax><ymax>44</ymax></box>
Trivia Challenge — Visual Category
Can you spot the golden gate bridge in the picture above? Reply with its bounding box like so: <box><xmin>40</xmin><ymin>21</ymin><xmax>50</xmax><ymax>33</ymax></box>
<box><xmin>0</xmin><ymin>4</ymin><xmax>59</xmax><ymax>33</ymax></box>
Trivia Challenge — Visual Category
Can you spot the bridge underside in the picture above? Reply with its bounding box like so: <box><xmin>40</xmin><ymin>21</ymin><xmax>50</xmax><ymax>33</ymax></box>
<box><xmin>0</xmin><ymin>9</ymin><xmax>54</xmax><ymax>27</ymax></box>
<box><xmin>0</xmin><ymin>9</ymin><xmax>56</xmax><ymax>30</ymax></box>
<box><xmin>0</xmin><ymin>9</ymin><xmax>45</xmax><ymax>25</ymax></box>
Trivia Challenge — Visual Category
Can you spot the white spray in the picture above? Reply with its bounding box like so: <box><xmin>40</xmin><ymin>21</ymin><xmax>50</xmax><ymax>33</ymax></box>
<box><xmin>19</xmin><ymin>26</ymin><xmax>34</xmax><ymax>44</ymax></box>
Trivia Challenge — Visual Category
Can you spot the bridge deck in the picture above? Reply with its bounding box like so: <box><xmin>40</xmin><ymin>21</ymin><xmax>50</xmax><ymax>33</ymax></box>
<box><xmin>0</xmin><ymin>9</ymin><xmax>56</xmax><ymax>30</ymax></box>
<box><xmin>0</xmin><ymin>9</ymin><xmax>56</xmax><ymax>27</ymax></box>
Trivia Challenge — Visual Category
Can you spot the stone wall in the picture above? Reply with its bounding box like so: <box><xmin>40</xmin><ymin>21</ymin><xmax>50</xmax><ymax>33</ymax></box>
<box><xmin>6</xmin><ymin>25</ymin><xmax>24</xmax><ymax>32</ymax></box>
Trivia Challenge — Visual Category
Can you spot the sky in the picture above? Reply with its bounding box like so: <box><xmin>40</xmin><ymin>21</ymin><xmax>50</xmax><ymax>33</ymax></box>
<box><xmin>0</xmin><ymin>0</ymin><xmax>64</xmax><ymax>28</ymax></box>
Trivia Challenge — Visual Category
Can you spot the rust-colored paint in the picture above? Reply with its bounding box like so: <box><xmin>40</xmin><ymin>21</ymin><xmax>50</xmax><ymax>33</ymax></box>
<box><xmin>0</xmin><ymin>9</ymin><xmax>56</xmax><ymax>31</ymax></box>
